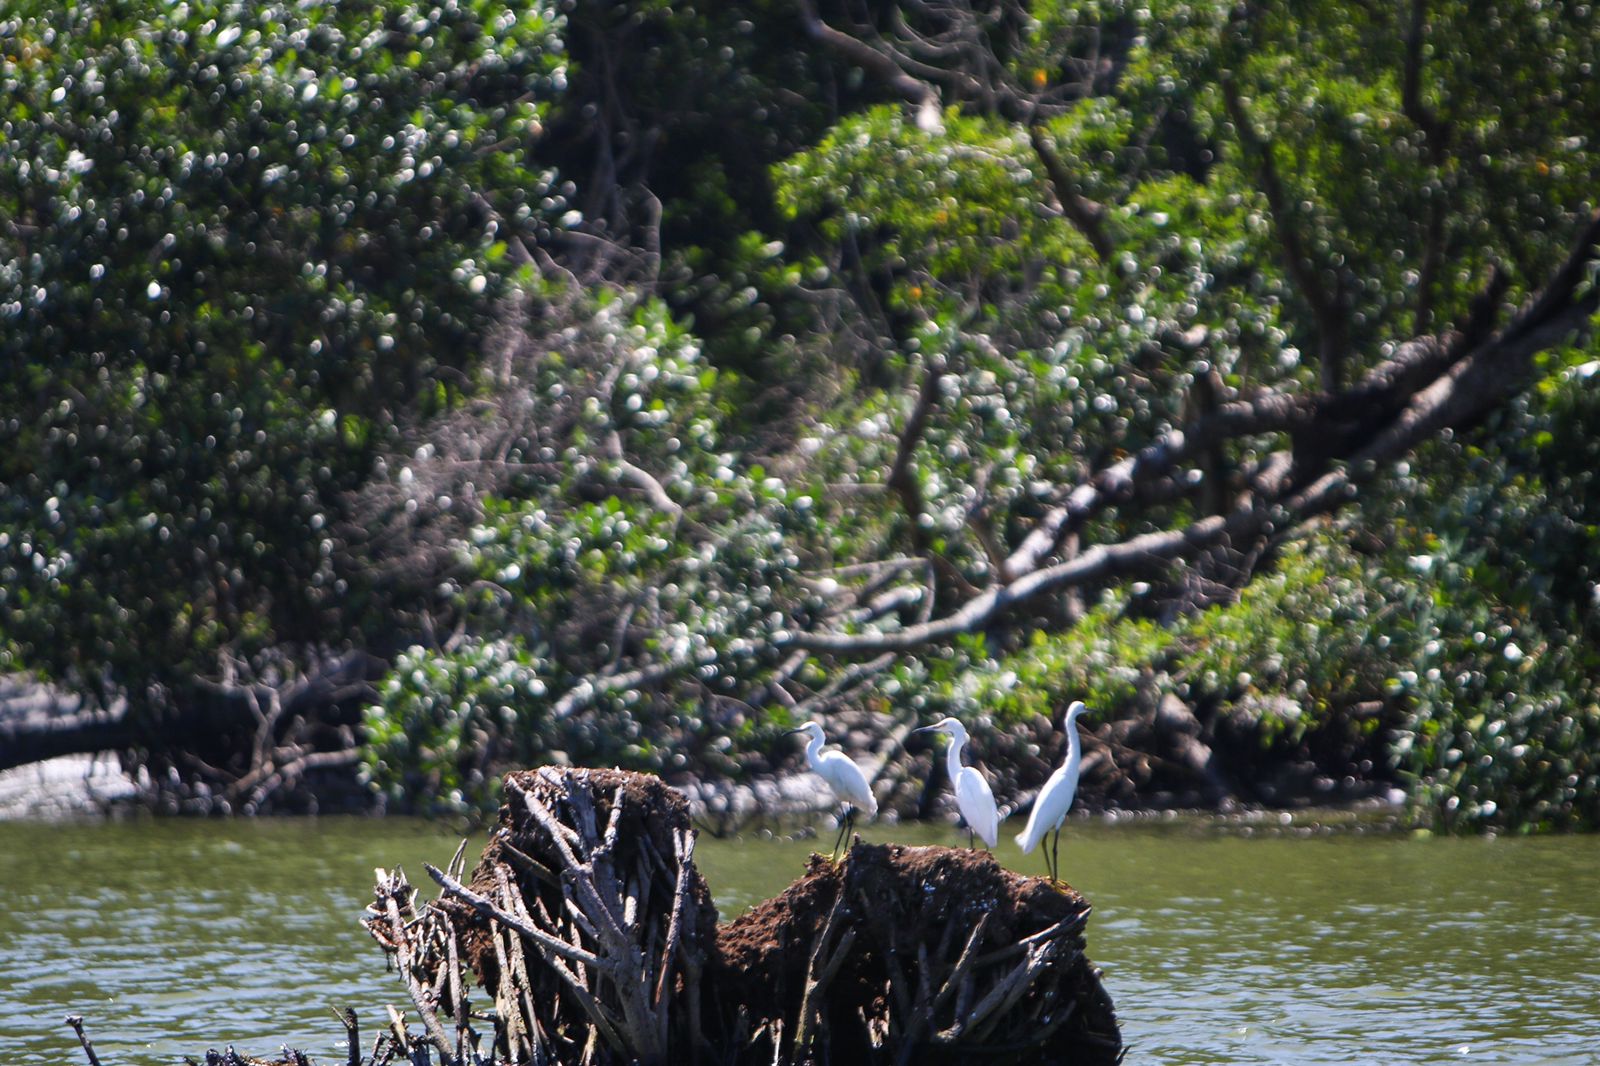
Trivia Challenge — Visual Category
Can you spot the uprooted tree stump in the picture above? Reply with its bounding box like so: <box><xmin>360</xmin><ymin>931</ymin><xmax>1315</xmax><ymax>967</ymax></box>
<box><xmin>366</xmin><ymin>767</ymin><xmax>1121</xmax><ymax>1065</ymax></box>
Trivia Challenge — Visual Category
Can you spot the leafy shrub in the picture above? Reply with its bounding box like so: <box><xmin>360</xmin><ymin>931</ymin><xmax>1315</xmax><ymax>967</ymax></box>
<box><xmin>1378</xmin><ymin>361</ymin><xmax>1600</xmax><ymax>831</ymax></box>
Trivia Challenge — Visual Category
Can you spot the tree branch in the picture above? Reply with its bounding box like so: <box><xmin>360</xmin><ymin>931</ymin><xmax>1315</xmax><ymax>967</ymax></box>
<box><xmin>887</xmin><ymin>354</ymin><xmax>945</xmax><ymax>556</ymax></box>
<box><xmin>792</xmin><ymin>209</ymin><xmax>1600</xmax><ymax>657</ymax></box>
<box><xmin>796</xmin><ymin>0</ymin><xmax>938</xmax><ymax>109</ymax></box>
<box><xmin>0</xmin><ymin>690</ymin><xmax>132</xmax><ymax>772</ymax></box>
<box><xmin>1028</xmin><ymin>126</ymin><xmax>1114</xmax><ymax>264</ymax></box>
<box><xmin>785</xmin><ymin>511</ymin><xmax>1242</xmax><ymax>653</ymax></box>
<box><xmin>551</xmin><ymin>649</ymin><xmax>721</xmax><ymax>720</ymax></box>
<box><xmin>1401</xmin><ymin>0</ymin><xmax>1446</xmax><ymax>145</ymax></box>
<box><xmin>1221</xmin><ymin>77</ymin><xmax>1349</xmax><ymax>392</ymax></box>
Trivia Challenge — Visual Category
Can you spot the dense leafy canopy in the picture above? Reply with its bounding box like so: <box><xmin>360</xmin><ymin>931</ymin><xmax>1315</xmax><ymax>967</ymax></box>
<box><xmin>4</xmin><ymin>0</ymin><xmax>1598</xmax><ymax>829</ymax></box>
<box><xmin>1</xmin><ymin>0</ymin><xmax>561</xmax><ymax>686</ymax></box>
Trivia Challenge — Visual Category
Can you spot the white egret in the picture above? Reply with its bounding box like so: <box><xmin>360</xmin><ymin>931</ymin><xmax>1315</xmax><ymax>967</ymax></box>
<box><xmin>1015</xmin><ymin>700</ymin><xmax>1090</xmax><ymax>881</ymax></box>
<box><xmin>787</xmin><ymin>721</ymin><xmax>878</xmax><ymax>855</ymax></box>
<box><xmin>914</xmin><ymin>716</ymin><xmax>999</xmax><ymax>849</ymax></box>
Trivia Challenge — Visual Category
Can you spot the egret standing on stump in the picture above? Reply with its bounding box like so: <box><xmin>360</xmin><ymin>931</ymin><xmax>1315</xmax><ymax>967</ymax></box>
<box><xmin>787</xmin><ymin>722</ymin><xmax>877</xmax><ymax>856</ymax></box>
<box><xmin>914</xmin><ymin>716</ymin><xmax>999</xmax><ymax>849</ymax></box>
<box><xmin>1016</xmin><ymin>700</ymin><xmax>1090</xmax><ymax>881</ymax></box>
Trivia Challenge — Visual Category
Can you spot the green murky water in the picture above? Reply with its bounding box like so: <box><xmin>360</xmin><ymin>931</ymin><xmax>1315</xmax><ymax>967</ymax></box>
<box><xmin>2</xmin><ymin>815</ymin><xmax>1597</xmax><ymax>1064</ymax></box>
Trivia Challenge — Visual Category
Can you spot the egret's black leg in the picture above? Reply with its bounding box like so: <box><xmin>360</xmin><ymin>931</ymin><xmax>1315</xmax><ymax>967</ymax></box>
<box><xmin>832</xmin><ymin>806</ymin><xmax>855</xmax><ymax>858</ymax></box>
<box><xmin>1047</xmin><ymin>825</ymin><xmax>1061</xmax><ymax>882</ymax></box>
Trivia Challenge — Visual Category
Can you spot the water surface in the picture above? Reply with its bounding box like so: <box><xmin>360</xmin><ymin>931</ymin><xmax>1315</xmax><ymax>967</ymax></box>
<box><xmin>2</xmin><ymin>815</ymin><xmax>1596</xmax><ymax>1064</ymax></box>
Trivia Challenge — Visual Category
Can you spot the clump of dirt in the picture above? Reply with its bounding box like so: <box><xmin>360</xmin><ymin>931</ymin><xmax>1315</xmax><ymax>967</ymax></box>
<box><xmin>715</xmin><ymin>851</ymin><xmax>843</xmax><ymax>1011</ymax></box>
<box><xmin>713</xmin><ymin>842</ymin><xmax>1121</xmax><ymax>1065</ymax></box>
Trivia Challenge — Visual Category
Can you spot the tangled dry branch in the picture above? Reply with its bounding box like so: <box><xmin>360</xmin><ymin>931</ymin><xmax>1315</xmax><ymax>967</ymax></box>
<box><xmin>360</xmin><ymin>768</ymin><xmax>1120</xmax><ymax>1065</ymax></box>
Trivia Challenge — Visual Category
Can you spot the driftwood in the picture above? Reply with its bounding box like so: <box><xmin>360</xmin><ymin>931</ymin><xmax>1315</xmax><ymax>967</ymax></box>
<box><xmin>358</xmin><ymin>768</ymin><xmax>715</xmax><ymax>1066</ymax></box>
<box><xmin>363</xmin><ymin>768</ymin><xmax>1120</xmax><ymax>1066</ymax></box>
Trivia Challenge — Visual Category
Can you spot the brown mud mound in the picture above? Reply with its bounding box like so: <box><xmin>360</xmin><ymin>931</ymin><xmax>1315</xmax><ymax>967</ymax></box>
<box><xmin>715</xmin><ymin>842</ymin><xmax>1120</xmax><ymax>1065</ymax></box>
<box><xmin>363</xmin><ymin>768</ymin><xmax>1121</xmax><ymax>1066</ymax></box>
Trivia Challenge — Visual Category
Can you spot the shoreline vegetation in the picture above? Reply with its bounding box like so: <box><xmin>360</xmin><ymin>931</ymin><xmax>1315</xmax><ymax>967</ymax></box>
<box><xmin>1</xmin><ymin>681</ymin><xmax>1401</xmax><ymax>829</ymax></box>
<box><xmin>4</xmin><ymin>0</ymin><xmax>1600</xmax><ymax>836</ymax></box>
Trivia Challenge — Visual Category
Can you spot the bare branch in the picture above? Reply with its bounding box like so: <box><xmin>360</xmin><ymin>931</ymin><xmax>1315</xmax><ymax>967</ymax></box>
<box><xmin>64</xmin><ymin>1016</ymin><xmax>104</xmax><ymax>1066</ymax></box>
<box><xmin>785</xmin><ymin>511</ymin><xmax>1240</xmax><ymax>653</ymax></box>
<box><xmin>884</xmin><ymin>353</ymin><xmax>981</xmax><ymax>601</ymax></box>
<box><xmin>887</xmin><ymin>354</ymin><xmax>945</xmax><ymax>540</ymax></box>
<box><xmin>889</xmin><ymin>356</ymin><xmax>934</xmax><ymax>557</ymax></box>
<box><xmin>796</xmin><ymin>0</ymin><xmax>938</xmax><ymax>109</ymax></box>
<box><xmin>1028</xmin><ymin>127</ymin><xmax>1114</xmax><ymax>264</ymax></box>
<box><xmin>423</xmin><ymin>862</ymin><xmax>602</xmax><ymax>970</ymax></box>
<box><xmin>377</xmin><ymin>873</ymin><xmax>460</xmax><ymax>1065</ymax></box>
<box><xmin>616</xmin><ymin>458</ymin><xmax>684</xmax><ymax>517</ymax></box>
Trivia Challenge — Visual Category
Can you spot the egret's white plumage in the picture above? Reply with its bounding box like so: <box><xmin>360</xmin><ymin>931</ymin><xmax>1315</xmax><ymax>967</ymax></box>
<box><xmin>789</xmin><ymin>722</ymin><xmax>876</xmax><ymax>853</ymax></box>
<box><xmin>1015</xmin><ymin>701</ymin><xmax>1090</xmax><ymax>880</ymax></box>
<box><xmin>916</xmin><ymin>716</ymin><xmax>998</xmax><ymax>848</ymax></box>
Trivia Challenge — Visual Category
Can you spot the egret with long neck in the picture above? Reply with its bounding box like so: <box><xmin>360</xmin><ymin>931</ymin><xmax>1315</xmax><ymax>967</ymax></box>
<box><xmin>914</xmin><ymin>716</ymin><xmax>999</xmax><ymax>848</ymax></box>
<box><xmin>787</xmin><ymin>721</ymin><xmax>877</xmax><ymax>857</ymax></box>
<box><xmin>1015</xmin><ymin>700</ymin><xmax>1090</xmax><ymax>881</ymax></box>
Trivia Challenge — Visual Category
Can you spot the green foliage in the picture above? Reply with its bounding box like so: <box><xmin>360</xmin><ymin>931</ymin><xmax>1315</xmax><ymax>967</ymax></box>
<box><xmin>779</xmin><ymin>106</ymin><xmax>1086</xmax><ymax>294</ymax></box>
<box><xmin>365</xmin><ymin>639</ymin><xmax>552</xmax><ymax>814</ymax></box>
<box><xmin>0</xmin><ymin>0</ymin><xmax>566</xmax><ymax>687</ymax></box>
<box><xmin>4</xmin><ymin>0</ymin><xmax>1599</xmax><ymax>832</ymax></box>
<box><xmin>1374</xmin><ymin>361</ymin><xmax>1600</xmax><ymax>831</ymax></box>
<box><xmin>751</xmin><ymin>0</ymin><xmax>1600</xmax><ymax>830</ymax></box>
<box><xmin>1147</xmin><ymin>0</ymin><xmax>1600</xmax><ymax>347</ymax></box>
<box><xmin>363</xmin><ymin>291</ymin><xmax>819</xmax><ymax>813</ymax></box>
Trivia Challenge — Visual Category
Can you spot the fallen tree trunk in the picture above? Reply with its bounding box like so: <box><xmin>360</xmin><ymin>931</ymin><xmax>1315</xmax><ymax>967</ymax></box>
<box><xmin>0</xmin><ymin>678</ymin><xmax>132</xmax><ymax>772</ymax></box>
<box><xmin>0</xmin><ymin>654</ymin><xmax>380</xmax><ymax>813</ymax></box>
<box><xmin>361</xmin><ymin>767</ymin><xmax>1120</xmax><ymax>1066</ymax></box>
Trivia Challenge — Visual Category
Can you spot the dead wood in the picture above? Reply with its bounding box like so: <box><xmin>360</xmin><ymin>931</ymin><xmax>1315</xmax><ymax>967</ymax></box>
<box><xmin>402</xmin><ymin>767</ymin><xmax>719</xmax><ymax>1066</ymax></box>
<box><xmin>65</xmin><ymin>1015</ymin><xmax>105</xmax><ymax>1066</ymax></box>
<box><xmin>69</xmin><ymin>770</ymin><xmax>1117</xmax><ymax>1066</ymax></box>
<box><xmin>366</xmin><ymin>768</ymin><xmax>1120</xmax><ymax>1066</ymax></box>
